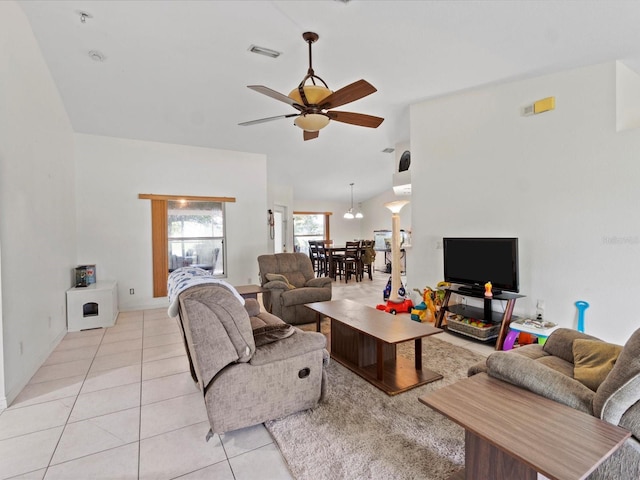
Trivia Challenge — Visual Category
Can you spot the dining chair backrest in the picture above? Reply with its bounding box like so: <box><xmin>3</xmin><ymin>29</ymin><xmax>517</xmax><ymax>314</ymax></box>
<box><xmin>345</xmin><ymin>241</ymin><xmax>361</xmax><ymax>258</ymax></box>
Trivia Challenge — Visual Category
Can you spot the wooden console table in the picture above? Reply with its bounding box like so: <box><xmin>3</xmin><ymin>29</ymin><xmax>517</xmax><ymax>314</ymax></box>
<box><xmin>419</xmin><ymin>373</ymin><xmax>630</xmax><ymax>480</ymax></box>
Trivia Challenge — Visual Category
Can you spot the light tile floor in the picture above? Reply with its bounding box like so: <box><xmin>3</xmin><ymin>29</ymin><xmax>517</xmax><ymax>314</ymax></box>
<box><xmin>0</xmin><ymin>275</ymin><xmax>493</xmax><ymax>480</ymax></box>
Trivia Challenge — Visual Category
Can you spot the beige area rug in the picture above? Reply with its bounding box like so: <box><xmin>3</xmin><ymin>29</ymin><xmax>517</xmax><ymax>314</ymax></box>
<box><xmin>265</xmin><ymin>333</ymin><xmax>486</xmax><ymax>480</ymax></box>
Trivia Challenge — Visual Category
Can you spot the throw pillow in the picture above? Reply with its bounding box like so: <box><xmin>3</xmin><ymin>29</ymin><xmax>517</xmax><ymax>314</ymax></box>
<box><xmin>573</xmin><ymin>339</ymin><xmax>622</xmax><ymax>391</ymax></box>
<box><xmin>253</xmin><ymin>323</ymin><xmax>295</xmax><ymax>347</ymax></box>
<box><xmin>265</xmin><ymin>273</ymin><xmax>296</xmax><ymax>289</ymax></box>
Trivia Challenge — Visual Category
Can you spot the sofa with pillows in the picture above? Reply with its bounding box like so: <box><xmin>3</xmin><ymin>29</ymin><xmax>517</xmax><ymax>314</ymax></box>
<box><xmin>171</xmin><ymin>279</ymin><xmax>329</xmax><ymax>435</ymax></box>
<box><xmin>468</xmin><ymin>327</ymin><xmax>640</xmax><ymax>479</ymax></box>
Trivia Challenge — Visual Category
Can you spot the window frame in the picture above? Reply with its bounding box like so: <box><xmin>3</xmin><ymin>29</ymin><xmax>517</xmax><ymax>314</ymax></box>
<box><xmin>293</xmin><ymin>211</ymin><xmax>332</xmax><ymax>253</ymax></box>
<box><xmin>139</xmin><ymin>193</ymin><xmax>235</xmax><ymax>297</ymax></box>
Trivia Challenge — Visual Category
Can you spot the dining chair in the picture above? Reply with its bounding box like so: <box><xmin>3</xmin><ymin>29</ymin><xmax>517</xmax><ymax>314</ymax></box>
<box><xmin>316</xmin><ymin>241</ymin><xmax>328</xmax><ymax>277</ymax></box>
<box><xmin>307</xmin><ymin>240</ymin><xmax>322</xmax><ymax>276</ymax></box>
<box><xmin>344</xmin><ymin>240</ymin><xmax>362</xmax><ymax>283</ymax></box>
<box><xmin>361</xmin><ymin>240</ymin><xmax>375</xmax><ymax>280</ymax></box>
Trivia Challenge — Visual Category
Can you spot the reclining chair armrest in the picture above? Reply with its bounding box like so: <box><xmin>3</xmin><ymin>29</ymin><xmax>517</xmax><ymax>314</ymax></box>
<box><xmin>244</xmin><ymin>298</ymin><xmax>261</xmax><ymax>317</ymax></box>
<box><xmin>263</xmin><ymin>280</ymin><xmax>289</xmax><ymax>291</ymax></box>
<box><xmin>250</xmin><ymin>330</ymin><xmax>327</xmax><ymax>366</ymax></box>
<box><xmin>487</xmin><ymin>351</ymin><xmax>595</xmax><ymax>414</ymax></box>
<box><xmin>305</xmin><ymin>277</ymin><xmax>332</xmax><ymax>289</ymax></box>
<box><xmin>600</xmin><ymin>373</ymin><xmax>640</xmax><ymax>427</ymax></box>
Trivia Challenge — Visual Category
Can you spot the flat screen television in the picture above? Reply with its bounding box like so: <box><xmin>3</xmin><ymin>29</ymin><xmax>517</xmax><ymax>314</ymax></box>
<box><xmin>443</xmin><ymin>237</ymin><xmax>519</xmax><ymax>294</ymax></box>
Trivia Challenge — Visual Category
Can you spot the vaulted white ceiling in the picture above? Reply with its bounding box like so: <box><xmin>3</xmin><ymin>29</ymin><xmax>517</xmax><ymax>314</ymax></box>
<box><xmin>18</xmin><ymin>0</ymin><xmax>640</xmax><ymax>203</ymax></box>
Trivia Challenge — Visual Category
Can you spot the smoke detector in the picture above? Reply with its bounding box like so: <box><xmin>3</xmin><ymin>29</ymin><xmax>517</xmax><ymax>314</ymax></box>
<box><xmin>88</xmin><ymin>50</ymin><xmax>106</xmax><ymax>62</ymax></box>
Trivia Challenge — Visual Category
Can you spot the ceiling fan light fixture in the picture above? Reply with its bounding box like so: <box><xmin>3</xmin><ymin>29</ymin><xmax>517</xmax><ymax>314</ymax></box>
<box><xmin>294</xmin><ymin>113</ymin><xmax>330</xmax><ymax>132</ymax></box>
<box><xmin>344</xmin><ymin>183</ymin><xmax>362</xmax><ymax>220</ymax></box>
<box><xmin>288</xmin><ymin>85</ymin><xmax>332</xmax><ymax>106</ymax></box>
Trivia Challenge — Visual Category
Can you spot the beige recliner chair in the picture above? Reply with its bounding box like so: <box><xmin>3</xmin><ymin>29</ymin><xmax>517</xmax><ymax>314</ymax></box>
<box><xmin>173</xmin><ymin>282</ymin><xmax>329</xmax><ymax>435</ymax></box>
<box><xmin>258</xmin><ymin>253</ymin><xmax>332</xmax><ymax>325</ymax></box>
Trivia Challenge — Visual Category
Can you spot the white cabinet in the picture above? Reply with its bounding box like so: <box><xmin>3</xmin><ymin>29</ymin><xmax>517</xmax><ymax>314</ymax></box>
<box><xmin>67</xmin><ymin>280</ymin><xmax>118</xmax><ymax>332</ymax></box>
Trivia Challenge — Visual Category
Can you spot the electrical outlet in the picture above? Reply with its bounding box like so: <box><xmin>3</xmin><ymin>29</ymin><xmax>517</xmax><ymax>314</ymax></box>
<box><xmin>247</xmin><ymin>277</ymin><xmax>251</xmax><ymax>284</ymax></box>
<box><xmin>48</xmin><ymin>316</ymin><xmax>52</xmax><ymax>328</ymax></box>
<box><xmin>129</xmin><ymin>288</ymin><xmax>135</xmax><ymax>295</ymax></box>
<box><xmin>436</xmin><ymin>241</ymin><xmax>443</xmax><ymax>250</ymax></box>
<box><xmin>19</xmin><ymin>341</ymin><xmax>23</xmax><ymax>356</ymax></box>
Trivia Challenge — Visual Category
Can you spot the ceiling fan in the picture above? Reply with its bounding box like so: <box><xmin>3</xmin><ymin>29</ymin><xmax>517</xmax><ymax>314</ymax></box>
<box><xmin>239</xmin><ymin>32</ymin><xmax>384</xmax><ymax>141</ymax></box>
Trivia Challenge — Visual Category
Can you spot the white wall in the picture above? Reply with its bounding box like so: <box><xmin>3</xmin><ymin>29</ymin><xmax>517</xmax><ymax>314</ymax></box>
<box><xmin>0</xmin><ymin>244</ymin><xmax>4</xmax><ymax>408</ymax></box>
<box><xmin>616</xmin><ymin>61</ymin><xmax>640</xmax><ymax>131</ymax></box>
<box><xmin>410</xmin><ymin>62</ymin><xmax>640</xmax><ymax>344</ymax></box>
<box><xmin>267</xmin><ymin>183</ymin><xmax>294</xmax><ymax>254</ymax></box>
<box><xmin>0</xmin><ymin>1</ymin><xmax>77</xmax><ymax>405</ymax></box>
<box><xmin>75</xmin><ymin>134</ymin><xmax>269</xmax><ymax>311</ymax></box>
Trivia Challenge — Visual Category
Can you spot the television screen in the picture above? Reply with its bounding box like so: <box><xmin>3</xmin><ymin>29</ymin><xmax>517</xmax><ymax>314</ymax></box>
<box><xmin>443</xmin><ymin>238</ymin><xmax>519</xmax><ymax>293</ymax></box>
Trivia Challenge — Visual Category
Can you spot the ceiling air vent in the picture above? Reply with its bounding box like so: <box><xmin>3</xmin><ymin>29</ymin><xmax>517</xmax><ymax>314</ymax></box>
<box><xmin>249</xmin><ymin>45</ymin><xmax>281</xmax><ymax>59</ymax></box>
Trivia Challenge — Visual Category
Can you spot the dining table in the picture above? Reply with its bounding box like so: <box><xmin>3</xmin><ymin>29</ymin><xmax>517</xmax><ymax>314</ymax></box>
<box><xmin>323</xmin><ymin>245</ymin><xmax>372</xmax><ymax>280</ymax></box>
<box><xmin>323</xmin><ymin>246</ymin><xmax>346</xmax><ymax>279</ymax></box>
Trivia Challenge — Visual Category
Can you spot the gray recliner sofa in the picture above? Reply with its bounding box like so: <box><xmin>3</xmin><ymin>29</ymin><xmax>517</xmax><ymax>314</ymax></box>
<box><xmin>258</xmin><ymin>252</ymin><xmax>332</xmax><ymax>325</ymax></box>
<box><xmin>172</xmin><ymin>282</ymin><xmax>329</xmax><ymax>434</ymax></box>
<box><xmin>469</xmin><ymin>327</ymin><xmax>640</xmax><ymax>480</ymax></box>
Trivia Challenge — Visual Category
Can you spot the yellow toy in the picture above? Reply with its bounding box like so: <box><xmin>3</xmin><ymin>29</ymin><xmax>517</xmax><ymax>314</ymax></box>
<box><xmin>410</xmin><ymin>282</ymin><xmax>450</xmax><ymax>322</ymax></box>
<box><xmin>412</xmin><ymin>286</ymin><xmax>437</xmax><ymax>322</ymax></box>
<box><xmin>410</xmin><ymin>303</ymin><xmax>427</xmax><ymax>322</ymax></box>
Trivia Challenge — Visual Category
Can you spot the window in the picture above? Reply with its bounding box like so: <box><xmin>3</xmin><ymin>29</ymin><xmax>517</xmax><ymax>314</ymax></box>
<box><xmin>293</xmin><ymin>212</ymin><xmax>331</xmax><ymax>254</ymax></box>
<box><xmin>139</xmin><ymin>194</ymin><xmax>235</xmax><ymax>297</ymax></box>
<box><xmin>168</xmin><ymin>200</ymin><xmax>225</xmax><ymax>275</ymax></box>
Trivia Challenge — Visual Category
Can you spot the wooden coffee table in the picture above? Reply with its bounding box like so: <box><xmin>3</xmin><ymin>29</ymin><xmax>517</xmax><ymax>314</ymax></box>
<box><xmin>305</xmin><ymin>299</ymin><xmax>443</xmax><ymax>395</ymax></box>
<box><xmin>419</xmin><ymin>373</ymin><xmax>630</xmax><ymax>480</ymax></box>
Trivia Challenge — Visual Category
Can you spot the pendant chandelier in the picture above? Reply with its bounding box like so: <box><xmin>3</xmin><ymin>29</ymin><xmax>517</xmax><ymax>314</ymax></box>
<box><xmin>344</xmin><ymin>183</ymin><xmax>363</xmax><ymax>219</ymax></box>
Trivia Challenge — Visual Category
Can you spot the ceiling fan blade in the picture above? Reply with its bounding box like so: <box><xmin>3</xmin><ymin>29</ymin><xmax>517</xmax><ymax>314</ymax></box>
<box><xmin>325</xmin><ymin>111</ymin><xmax>384</xmax><ymax>128</ymax></box>
<box><xmin>247</xmin><ymin>85</ymin><xmax>304</xmax><ymax>110</ymax></box>
<box><xmin>238</xmin><ymin>113</ymin><xmax>298</xmax><ymax>126</ymax></box>
<box><xmin>320</xmin><ymin>80</ymin><xmax>377</xmax><ymax>110</ymax></box>
<box><xmin>303</xmin><ymin>130</ymin><xmax>319</xmax><ymax>141</ymax></box>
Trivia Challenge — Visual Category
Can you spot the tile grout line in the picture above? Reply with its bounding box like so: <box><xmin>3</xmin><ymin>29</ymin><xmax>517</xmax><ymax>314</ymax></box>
<box><xmin>137</xmin><ymin>310</ymin><xmax>147</xmax><ymax>480</ymax></box>
<box><xmin>43</xmin><ymin>327</ymin><xmax>106</xmax><ymax>476</ymax></box>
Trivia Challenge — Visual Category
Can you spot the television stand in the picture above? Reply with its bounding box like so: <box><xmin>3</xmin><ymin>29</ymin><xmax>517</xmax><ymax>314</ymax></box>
<box><xmin>435</xmin><ymin>287</ymin><xmax>525</xmax><ymax>350</ymax></box>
